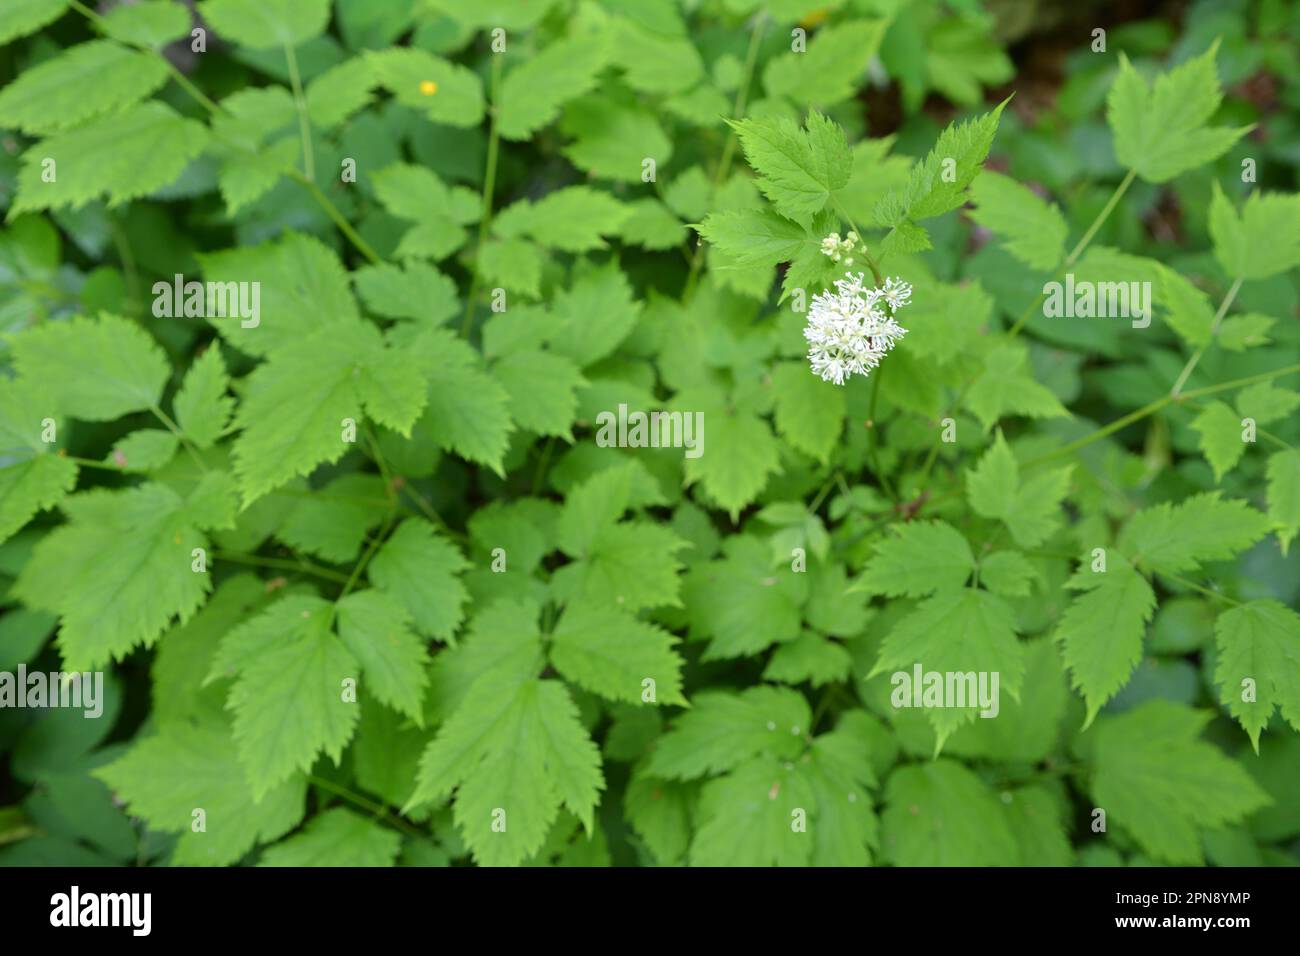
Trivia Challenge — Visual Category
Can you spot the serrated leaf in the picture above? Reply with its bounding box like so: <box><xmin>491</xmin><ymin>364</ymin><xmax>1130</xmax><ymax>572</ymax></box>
<box><xmin>730</xmin><ymin>110</ymin><xmax>851</xmax><ymax>223</ymax></box>
<box><xmin>881</xmin><ymin>759</ymin><xmax>1018</xmax><ymax>865</ymax></box>
<box><xmin>336</xmin><ymin>589</ymin><xmax>429</xmax><ymax>722</ymax></box>
<box><xmin>12</xmin><ymin>102</ymin><xmax>210</xmax><ymax>214</ymax></box>
<box><xmin>696</xmin><ymin>208</ymin><xmax>809</xmax><ymax>265</ymax></box>
<box><xmin>770</xmin><ymin>360</ymin><xmax>845</xmax><ymax>462</ymax></box>
<box><xmin>368</xmin><ymin>518</ymin><xmax>468</xmax><ymax>641</ymax></box>
<box><xmin>1118</xmin><ymin>492</ymin><xmax>1271</xmax><ymax>575</ymax></box>
<box><xmin>1265</xmin><ymin>449</ymin><xmax>1300</xmax><ymax>555</ymax></box>
<box><xmin>367</xmin><ymin>47</ymin><xmax>484</xmax><ymax>127</ymax></box>
<box><xmin>857</xmin><ymin>520</ymin><xmax>974</xmax><ymax>597</ymax></box>
<box><xmin>550</xmin><ymin>602</ymin><xmax>685</xmax><ymax>706</ymax></box>
<box><xmin>499</xmin><ymin>33</ymin><xmax>608</xmax><ymax>139</ymax></box>
<box><xmin>968</xmin><ymin>170</ymin><xmax>1067</xmax><ymax>271</ymax></box>
<box><xmin>96</xmin><ymin>719</ymin><xmax>305</xmax><ymax>866</ymax></box>
<box><xmin>1106</xmin><ymin>45</ymin><xmax>1250</xmax><ymax>183</ymax></box>
<box><xmin>174</xmin><ymin>347</ymin><xmax>233</xmax><ymax>450</ymax></box>
<box><xmin>1190</xmin><ymin>400</ymin><xmax>1247</xmax><ymax>482</ymax></box>
<box><xmin>492</xmin><ymin>349</ymin><xmax>585</xmax><ymax>439</ymax></box>
<box><xmin>967</xmin><ymin>432</ymin><xmax>1072</xmax><ymax>548</ymax></box>
<box><xmin>494</xmin><ymin>186</ymin><xmax>628</xmax><ymax>253</ymax></box>
<box><xmin>1090</xmin><ymin>701</ymin><xmax>1269</xmax><ymax>863</ymax></box>
<box><xmin>1208</xmin><ymin>182</ymin><xmax>1300</xmax><ymax>281</ymax></box>
<box><xmin>551</xmin><ymin>521</ymin><xmax>687</xmax><ymax>613</ymax></box>
<box><xmin>1</xmin><ymin>0</ymin><xmax>71</xmax><ymax>45</ymax></box>
<box><xmin>259</xmin><ymin>806</ymin><xmax>401</xmax><ymax>867</ymax></box>
<box><xmin>763</xmin><ymin>19</ymin><xmax>887</xmax><ymax>107</ymax></box>
<box><xmin>102</xmin><ymin>1</ymin><xmax>190</xmax><ymax>47</ymax></box>
<box><xmin>9</xmin><ymin>312</ymin><xmax>168</xmax><ymax>421</ymax></box>
<box><xmin>965</xmin><ymin>344</ymin><xmax>1068</xmax><ymax>430</ymax></box>
<box><xmin>1213</xmin><ymin>600</ymin><xmax>1300</xmax><ymax>749</ymax></box>
<box><xmin>0</xmin><ymin>376</ymin><xmax>77</xmax><ymax>543</ymax></box>
<box><xmin>198</xmin><ymin>0</ymin><xmax>330</xmax><ymax>48</ymax></box>
<box><xmin>14</xmin><ymin>482</ymin><xmax>221</xmax><ymax>670</ymax></box>
<box><xmin>1055</xmin><ymin>558</ymin><xmax>1157</xmax><ymax>724</ymax></box>
<box><xmin>0</xmin><ymin>40</ymin><xmax>169</xmax><ymax>135</ymax></box>
<box><xmin>646</xmin><ymin>686</ymin><xmax>810</xmax><ymax>780</ymax></box>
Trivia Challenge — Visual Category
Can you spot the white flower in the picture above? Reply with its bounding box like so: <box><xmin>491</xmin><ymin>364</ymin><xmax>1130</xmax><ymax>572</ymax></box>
<box><xmin>880</xmin><ymin>276</ymin><xmax>912</xmax><ymax>310</ymax></box>
<box><xmin>803</xmin><ymin>272</ymin><xmax>909</xmax><ymax>386</ymax></box>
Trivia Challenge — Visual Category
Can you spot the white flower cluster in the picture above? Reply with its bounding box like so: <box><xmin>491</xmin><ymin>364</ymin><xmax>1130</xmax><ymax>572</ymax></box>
<box><xmin>804</xmin><ymin>273</ymin><xmax>911</xmax><ymax>385</ymax></box>
<box><xmin>819</xmin><ymin>230</ymin><xmax>861</xmax><ymax>265</ymax></box>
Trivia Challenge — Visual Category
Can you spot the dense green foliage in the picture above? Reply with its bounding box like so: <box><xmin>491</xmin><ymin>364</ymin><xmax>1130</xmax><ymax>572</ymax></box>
<box><xmin>1</xmin><ymin>0</ymin><xmax>1298</xmax><ymax>867</ymax></box>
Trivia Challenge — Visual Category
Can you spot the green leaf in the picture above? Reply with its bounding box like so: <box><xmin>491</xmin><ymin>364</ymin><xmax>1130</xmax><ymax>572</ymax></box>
<box><xmin>409</xmin><ymin>677</ymin><xmax>603</xmax><ymax>866</ymax></box>
<box><xmin>1054</xmin><ymin>557</ymin><xmax>1157</xmax><ymax>724</ymax></box>
<box><xmin>1208</xmin><ymin>182</ymin><xmax>1300</xmax><ymax>281</ymax></box>
<box><xmin>197</xmin><ymin>0</ymin><xmax>330</xmax><ymax>48</ymax></box>
<box><xmin>1158</xmin><ymin>265</ymin><xmax>1215</xmax><ymax>347</ymax></box>
<box><xmin>14</xmin><ymin>481</ymin><xmax>223</xmax><ymax>671</ymax></box>
<box><xmin>550</xmin><ymin>602</ymin><xmax>686</xmax><ymax>706</ymax></box>
<box><xmin>618</xmin><ymin>198</ymin><xmax>686</xmax><ymax>251</ymax></box>
<box><xmin>353</xmin><ymin>261</ymin><xmax>458</xmax><ymax>325</ymax></box>
<box><xmin>336</xmin><ymin>589</ymin><xmax>429</xmax><ymax>722</ymax></box>
<box><xmin>1106</xmin><ymin>44</ymin><xmax>1250</xmax><ymax>183</ymax></box>
<box><xmin>681</xmin><ymin>537</ymin><xmax>805</xmax><ymax>659</ymax></box>
<box><xmin>106</xmin><ymin>429</ymin><xmax>178</xmax><ymax>472</ymax></box>
<box><xmin>1090</xmin><ymin>701</ymin><xmax>1269</xmax><ymax>863</ymax></box>
<box><xmin>561</xmin><ymin>95</ymin><xmax>672</xmax><ymax>183</ymax></box>
<box><xmin>12</xmin><ymin>102</ymin><xmax>210</xmax><ymax>214</ymax></box>
<box><xmin>1235</xmin><ymin>382</ymin><xmax>1300</xmax><ymax>426</ymax></box>
<box><xmin>968</xmin><ymin>170</ymin><xmax>1067</xmax><ymax>271</ymax></box>
<box><xmin>856</xmin><ymin>520</ymin><xmax>974</xmax><ymax>597</ymax></box>
<box><xmin>967</xmin><ymin>432</ymin><xmax>1072</xmax><ymax>548</ymax></box>
<box><xmin>259</xmin><ymin>807</ymin><xmax>401</xmax><ymax>867</ymax></box>
<box><xmin>646</xmin><ymin>686</ymin><xmax>810</xmax><ymax>780</ymax></box>
<box><xmin>367</xmin><ymin>47</ymin><xmax>485</xmax><ymax>127</ymax></box>
<box><xmin>1213</xmin><ymin>600</ymin><xmax>1300</xmax><ymax>748</ymax></box>
<box><xmin>1265</xmin><ymin>449</ymin><xmax>1300</xmax><ymax>555</ymax></box>
<box><xmin>9</xmin><ymin>312</ymin><xmax>168</xmax><ymax>421</ymax></box>
<box><xmin>275</xmin><ymin>473</ymin><xmax>387</xmax><ymax>562</ymax></box>
<box><xmin>1118</xmin><ymin>492</ymin><xmax>1271</xmax><ymax>575</ymax></box>
<box><xmin>409</xmin><ymin>330</ymin><xmax>513</xmax><ymax>475</ymax></box>
<box><xmin>102</xmin><ymin>1</ymin><xmax>191</xmax><ymax>47</ymax></box>
<box><xmin>870</xmin><ymin>588</ymin><xmax>1024</xmax><ymax>747</ymax></box>
<box><xmin>305</xmin><ymin>57</ymin><xmax>375</xmax><ymax>129</ymax></box>
<box><xmin>730</xmin><ymin>110</ymin><xmax>851</xmax><ymax>224</ymax></box>
<box><xmin>0</xmin><ymin>376</ymin><xmax>77</xmax><ymax>543</ymax></box>
<box><xmin>231</xmin><ymin>321</ymin><xmax>427</xmax><ymax>504</ymax></box>
<box><xmin>372</xmin><ymin>163</ymin><xmax>480</xmax><ymax>261</ymax></box>
<box><xmin>0</xmin><ymin>0</ymin><xmax>70</xmax><ymax>45</ymax></box>
<box><xmin>977</xmin><ymin>550</ymin><xmax>1037</xmax><ymax>597</ymax></box>
<box><xmin>770</xmin><ymin>360</ymin><xmax>845</xmax><ymax>462</ymax></box>
<box><xmin>1190</xmin><ymin>400</ymin><xmax>1247</xmax><ymax>482</ymax></box>
<box><xmin>0</xmin><ymin>40</ymin><xmax>169</xmax><ymax>135</ymax></box>
<box><xmin>875</xmin><ymin>99</ymin><xmax>1007</xmax><ymax>252</ymax></box>
<box><xmin>492</xmin><ymin>350</ymin><xmax>585</xmax><ymax>439</ymax></box>
<box><xmin>689</xmin><ymin>755</ymin><xmax>816</xmax><ymax>866</ymax></box>
<box><xmin>881</xmin><ymin>759</ymin><xmax>1018</xmax><ymax>865</ymax></box>
<box><xmin>548</xmin><ymin>261</ymin><xmax>642</xmax><ymax>368</ymax></box>
<box><xmin>96</xmin><ymin>718</ymin><xmax>305</xmax><ymax>866</ymax></box>
<box><xmin>494</xmin><ymin>186</ymin><xmax>629</xmax><ymax>253</ymax></box>
<box><xmin>499</xmin><ymin>33</ymin><xmax>608</xmax><ymax>140</ymax></box>
<box><xmin>552</xmin><ymin>522</ymin><xmax>687</xmax><ymax>613</ymax></box>
<box><xmin>174</xmin><ymin>347</ymin><xmax>233</xmax><ymax>450</ymax></box>
<box><xmin>762</xmin><ymin>631</ymin><xmax>853</xmax><ymax>687</ymax></box>
<box><xmin>677</xmin><ymin>388</ymin><xmax>781</xmax><ymax>521</ymax></box>
<box><xmin>763</xmin><ymin>19</ymin><xmax>887</xmax><ymax>107</ymax></box>
<box><xmin>219</xmin><ymin>595</ymin><xmax>361</xmax><ymax>798</ymax></box>
<box><xmin>367</xmin><ymin>518</ymin><xmax>468</xmax><ymax>641</ymax></box>
<box><xmin>965</xmin><ymin>344</ymin><xmax>1068</xmax><ymax>430</ymax></box>
<box><xmin>696</xmin><ymin>208</ymin><xmax>809</xmax><ymax>265</ymax></box>
<box><xmin>610</xmin><ymin>18</ymin><xmax>703</xmax><ymax>95</ymax></box>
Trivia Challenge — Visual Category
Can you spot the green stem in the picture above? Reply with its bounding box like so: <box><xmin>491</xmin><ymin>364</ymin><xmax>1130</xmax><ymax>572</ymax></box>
<box><xmin>284</xmin><ymin>169</ymin><xmax>382</xmax><ymax>265</ymax></box>
<box><xmin>831</xmin><ymin>203</ymin><xmax>884</xmax><ymax>287</ymax></box>
<box><xmin>150</xmin><ymin>404</ymin><xmax>208</xmax><ymax>472</ymax></box>
<box><xmin>284</xmin><ymin>42</ymin><xmax>315</xmax><ymax>181</ymax></box>
<box><xmin>1155</xmin><ymin>570</ymin><xmax>1241</xmax><ymax>607</ymax></box>
<box><xmin>306</xmin><ymin>775</ymin><xmax>425</xmax><ymax>838</ymax></box>
<box><xmin>864</xmin><ymin>365</ymin><xmax>896</xmax><ymax>500</ymax></box>
<box><xmin>1169</xmin><ymin>277</ymin><xmax>1243</xmax><ymax>396</ymax></box>
<box><xmin>1022</xmin><ymin>362</ymin><xmax>1300</xmax><ymax>470</ymax></box>
<box><xmin>337</xmin><ymin>511</ymin><xmax>397</xmax><ymax>604</ymax></box>
<box><xmin>1008</xmin><ymin>168</ymin><xmax>1137</xmax><ymax>337</ymax></box>
<box><xmin>461</xmin><ymin>53</ymin><xmax>504</xmax><ymax>336</ymax></box>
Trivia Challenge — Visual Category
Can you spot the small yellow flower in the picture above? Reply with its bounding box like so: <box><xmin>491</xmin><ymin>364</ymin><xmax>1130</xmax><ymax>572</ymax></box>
<box><xmin>419</xmin><ymin>80</ymin><xmax>438</xmax><ymax>96</ymax></box>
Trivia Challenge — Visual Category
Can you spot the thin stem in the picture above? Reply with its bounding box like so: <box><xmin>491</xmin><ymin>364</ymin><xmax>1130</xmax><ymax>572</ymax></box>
<box><xmin>831</xmin><ymin>202</ymin><xmax>883</xmax><ymax>286</ymax></box>
<box><xmin>1022</xmin><ymin>362</ymin><xmax>1300</xmax><ymax>470</ymax></box>
<box><xmin>682</xmin><ymin>13</ymin><xmax>767</xmax><ymax>302</ymax></box>
<box><xmin>306</xmin><ymin>775</ymin><xmax>425</xmax><ymax>838</ymax></box>
<box><xmin>62</xmin><ymin>454</ymin><xmax>126</xmax><ymax>473</ymax></box>
<box><xmin>1007</xmin><ymin>168</ymin><xmax>1137</xmax><ymax>337</ymax></box>
<box><xmin>808</xmin><ymin>470</ymin><xmax>841</xmax><ymax>513</ymax></box>
<box><xmin>461</xmin><ymin>52</ymin><xmax>505</xmax><ymax>336</ymax></box>
<box><xmin>532</xmin><ymin>436</ymin><xmax>556</xmax><ymax>496</ymax></box>
<box><xmin>1169</xmin><ymin>277</ymin><xmax>1244</xmax><ymax>396</ymax></box>
<box><xmin>1156</xmin><ymin>570</ymin><xmax>1241</xmax><ymax>607</ymax></box>
<box><xmin>283</xmin><ymin>169</ymin><xmax>382</xmax><ymax>264</ymax></box>
<box><xmin>864</xmin><ymin>366</ymin><xmax>896</xmax><ymax>500</ymax></box>
<box><xmin>150</xmin><ymin>404</ymin><xmax>209</xmax><ymax>472</ymax></box>
<box><xmin>1258</xmin><ymin>428</ymin><xmax>1297</xmax><ymax>452</ymax></box>
<box><xmin>212</xmin><ymin>550</ymin><xmax>350</xmax><ymax>584</ymax></box>
<box><xmin>284</xmin><ymin>43</ymin><xmax>315</xmax><ymax>181</ymax></box>
<box><xmin>337</xmin><ymin>511</ymin><xmax>397</xmax><ymax>603</ymax></box>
